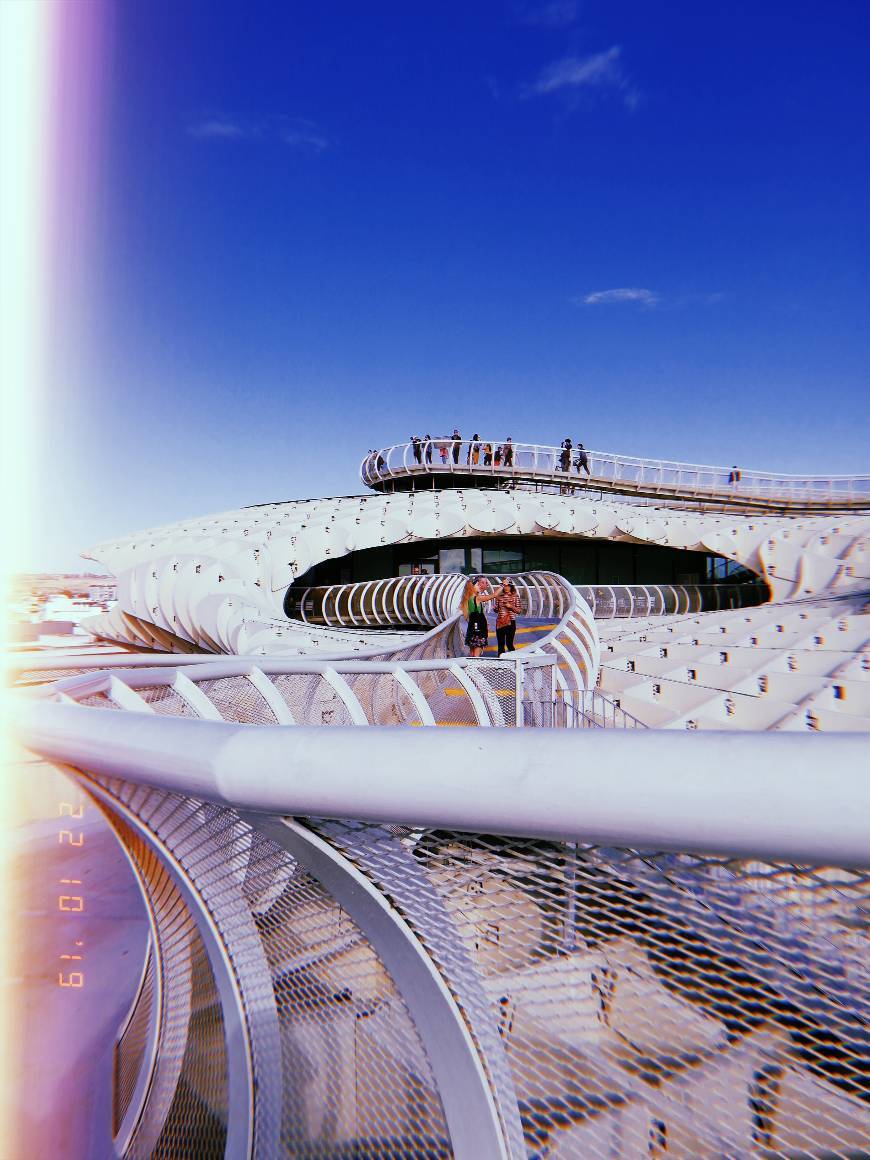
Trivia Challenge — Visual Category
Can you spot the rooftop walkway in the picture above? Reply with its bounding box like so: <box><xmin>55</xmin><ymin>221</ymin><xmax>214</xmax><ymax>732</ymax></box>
<box><xmin>362</xmin><ymin>438</ymin><xmax>870</xmax><ymax>513</ymax></box>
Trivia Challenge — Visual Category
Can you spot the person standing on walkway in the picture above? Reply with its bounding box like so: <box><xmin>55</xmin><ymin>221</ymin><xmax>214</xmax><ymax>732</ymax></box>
<box><xmin>468</xmin><ymin>434</ymin><xmax>481</xmax><ymax>465</ymax></box>
<box><xmin>575</xmin><ymin>442</ymin><xmax>591</xmax><ymax>477</ymax></box>
<box><xmin>411</xmin><ymin>435</ymin><xmax>422</xmax><ymax>464</ymax></box>
<box><xmin>452</xmin><ymin>428</ymin><xmax>462</xmax><ymax>464</ymax></box>
<box><xmin>462</xmin><ymin>577</ymin><xmax>491</xmax><ymax>657</ymax></box>
<box><xmin>560</xmin><ymin>437</ymin><xmax>573</xmax><ymax>472</ymax></box>
<box><xmin>503</xmin><ymin>437</ymin><xmax>514</xmax><ymax>467</ymax></box>
<box><xmin>479</xmin><ymin>579</ymin><xmax>522</xmax><ymax>656</ymax></box>
<box><xmin>424</xmin><ymin>434</ymin><xmax>433</xmax><ymax>464</ymax></box>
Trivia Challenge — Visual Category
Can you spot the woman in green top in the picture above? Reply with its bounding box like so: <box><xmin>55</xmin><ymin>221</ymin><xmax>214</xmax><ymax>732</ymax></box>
<box><xmin>462</xmin><ymin>577</ymin><xmax>491</xmax><ymax>657</ymax></box>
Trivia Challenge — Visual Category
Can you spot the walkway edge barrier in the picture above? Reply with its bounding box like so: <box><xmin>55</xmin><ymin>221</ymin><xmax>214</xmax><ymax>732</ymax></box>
<box><xmin>11</xmin><ymin>699</ymin><xmax>870</xmax><ymax>867</ymax></box>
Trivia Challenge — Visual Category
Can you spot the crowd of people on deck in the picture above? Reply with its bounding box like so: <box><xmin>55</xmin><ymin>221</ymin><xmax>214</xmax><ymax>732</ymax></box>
<box><xmin>366</xmin><ymin>434</ymin><xmax>593</xmax><ymax>477</ymax></box>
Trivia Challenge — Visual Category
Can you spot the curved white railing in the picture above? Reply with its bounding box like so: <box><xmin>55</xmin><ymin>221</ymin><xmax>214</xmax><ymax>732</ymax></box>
<box><xmin>575</xmin><ymin>580</ymin><xmax>768</xmax><ymax>617</ymax></box>
<box><xmin>13</xmin><ymin>703</ymin><xmax>869</xmax><ymax>863</ymax></box>
<box><xmin>29</xmin><ymin>654</ymin><xmax>551</xmax><ymax>727</ymax></box>
<box><xmin>24</xmin><ymin>572</ymin><xmax>627</xmax><ymax>727</ymax></box>
<box><xmin>360</xmin><ymin>439</ymin><xmax>870</xmax><ymax>511</ymax></box>
<box><xmin>287</xmin><ymin>577</ymin><xmax>768</xmax><ymax>628</ymax></box>
<box><xmin>16</xmin><ymin>709</ymin><xmax>868</xmax><ymax>1158</ymax></box>
<box><xmin>288</xmin><ymin>572</ymin><xmax>579</xmax><ymax>630</ymax></box>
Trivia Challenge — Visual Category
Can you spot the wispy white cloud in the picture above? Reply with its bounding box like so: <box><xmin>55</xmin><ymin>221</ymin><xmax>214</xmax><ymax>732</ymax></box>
<box><xmin>279</xmin><ymin>120</ymin><xmax>329</xmax><ymax>153</ymax></box>
<box><xmin>577</xmin><ymin>287</ymin><xmax>659</xmax><ymax>307</ymax></box>
<box><xmin>187</xmin><ymin>113</ymin><xmax>330</xmax><ymax>152</ymax></box>
<box><xmin>575</xmin><ymin>288</ymin><xmax>727</xmax><ymax>309</ymax></box>
<box><xmin>187</xmin><ymin>117</ymin><xmax>253</xmax><ymax>141</ymax></box>
<box><xmin>523</xmin><ymin>46</ymin><xmax>639</xmax><ymax>109</ymax></box>
<box><xmin>516</xmin><ymin>1</ymin><xmax>579</xmax><ymax>29</ymax></box>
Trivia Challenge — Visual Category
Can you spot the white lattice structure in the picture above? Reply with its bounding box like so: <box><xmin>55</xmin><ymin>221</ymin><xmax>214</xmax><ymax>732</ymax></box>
<box><xmin>80</xmin><ymin>482</ymin><xmax>866</xmax><ymax>660</ymax></box>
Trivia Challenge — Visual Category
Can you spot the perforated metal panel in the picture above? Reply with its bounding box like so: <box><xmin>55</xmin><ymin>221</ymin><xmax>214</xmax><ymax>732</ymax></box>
<box><xmin>102</xmin><ymin>810</ymin><xmax>230</xmax><ymax>1159</ymax></box>
<box><xmin>76</xmin><ymin>776</ymin><xmax>870</xmax><ymax>1159</ymax></box>
<box><xmin>113</xmin><ymin>946</ymin><xmax>155</xmax><ymax>1138</ymax></box>
<box><xmin>86</xmin><ymin>779</ymin><xmax>453</xmax><ymax>1159</ymax></box>
<box><xmin>197</xmin><ymin>676</ymin><xmax>278</xmax><ymax>725</ymax></box>
<box><xmin>316</xmin><ymin>824</ymin><xmax>870</xmax><ymax>1159</ymax></box>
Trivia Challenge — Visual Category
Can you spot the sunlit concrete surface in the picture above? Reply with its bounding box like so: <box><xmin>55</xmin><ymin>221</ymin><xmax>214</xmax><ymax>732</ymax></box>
<box><xmin>3</xmin><ymin>751</ymin><xmax>148</xmax><ymax>1160</ymax></box>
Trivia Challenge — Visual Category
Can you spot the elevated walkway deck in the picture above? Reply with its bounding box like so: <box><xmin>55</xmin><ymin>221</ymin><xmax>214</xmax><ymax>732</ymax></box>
<box><xmin>361</xmin><ymin>439</ymin><xmax>870</xmax><ymax>514</ymax></box>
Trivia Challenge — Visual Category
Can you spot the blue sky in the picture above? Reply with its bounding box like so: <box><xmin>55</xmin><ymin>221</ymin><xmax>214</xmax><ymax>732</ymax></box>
<box><xmin>37</xmin><ymin>0</ymin><xmax>869</xmax><ymax>569</ymax></box>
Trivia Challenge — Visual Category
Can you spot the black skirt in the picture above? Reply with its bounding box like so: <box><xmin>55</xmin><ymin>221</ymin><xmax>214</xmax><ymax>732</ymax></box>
<box><xmin>465</xmin><ymin>611</ymin><xmax>488</xmax><ymax>648</ymax></box>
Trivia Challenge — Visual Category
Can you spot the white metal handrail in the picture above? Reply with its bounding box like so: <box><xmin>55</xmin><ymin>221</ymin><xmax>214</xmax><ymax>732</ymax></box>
<box><xmin>29</xmin><ymin>652</ymin><xmax>565</xmax><ymax>729</ymax></box>
<box><xmin>360</xmin><ymin>439</ymin><xmax>870</xmax><ymax>510</ymax></box>
<box><xmin>523</xmin><ymin>693</ymin><xmax>647</xmax><ymax>729</ymax></box>
<box><xmin>13</xmin><ymin>701</ymin><xmax>870</xmax><ymax>865</ymax></box>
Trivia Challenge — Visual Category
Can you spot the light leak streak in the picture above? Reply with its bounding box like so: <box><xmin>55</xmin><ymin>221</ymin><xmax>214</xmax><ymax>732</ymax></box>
<box><xmin>0</xmin><ymin>4</ymin><xmax>54</xmax><ymax>1154</ymax></box>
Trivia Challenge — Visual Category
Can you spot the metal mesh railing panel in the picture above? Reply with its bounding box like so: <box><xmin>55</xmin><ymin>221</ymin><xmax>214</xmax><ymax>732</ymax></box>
<box><xmin>591</xmin><ymin>587</ymin><xmax>616</xmax><ymax>618</ymax></box>
<box><xmin>78</xmin><ymin>691</ymin><xmax>120</xmax><ymax>710</ymax></box>
<box><xmin>315</xmin><ymin>823</ymin><xmax>870</xmax><ymax>1159</ymax></box>
<box><xmin>260</xmin><ymin>858</ymin><xmax>450</xmax><ymax>1154</ymax></box>
<box><xmin>113</xmin><ymin>945</ymin><xmax>155</xmax><ymax>1137</ymax></box>
<box><xmin>12</xmin><ymin>665</ymin><xmax>90</xmax><ymax>686</ymax></box>
<box><xmin>89</xmin><ymin>781</ymin><xmax>452</xmax><ymax>1158</ymax></box>
<box><xmin>197</xmin><ymin>675</ymin><xmax>278</xmax><ymax>725</ymax></box>
<box><xmin>136</xmin><ymin>685</ymin><xmax>199</xmax><ymax>717</ymax></box>
<box><xmin>465</xmin><ymin>662</ymin><xmax>518</xmax><ymax>727</ymax></box>
<box><xmin>99</xmin><ymin>808</ymin><xmax>229</xmax><ymax>1159</ymax></box>
<box><xmin>273</xmin><ymin>672</ymin><xmax>356</xmax><ymax>726</ymax></box>
<box><xmin>433</xmin><ymin>676</ymin><xmax>483</xmax><ymax>727</ymax></box>
<box><xmin>344</xmin><ymin>671</ymin><xmax>409</xmax><ymax>726</ymax></box>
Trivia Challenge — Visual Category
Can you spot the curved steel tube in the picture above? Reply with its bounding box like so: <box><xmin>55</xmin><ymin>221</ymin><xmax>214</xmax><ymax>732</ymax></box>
<box><xmin>249</xmin><ymin>817</ymin><xmax>526</xmax><ymax>1159</ymax></box>
<box><xmin>14</xmin><ymin>704</ymin><xmax>870</xmax><ymax>865</ymax></box>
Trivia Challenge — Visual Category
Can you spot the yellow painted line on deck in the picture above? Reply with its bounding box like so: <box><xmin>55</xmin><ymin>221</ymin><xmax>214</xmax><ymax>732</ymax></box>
<box><xmin>445</xmin><ymin>687</ymin><xmax>514</xmax><ymax>696</ymax></box>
